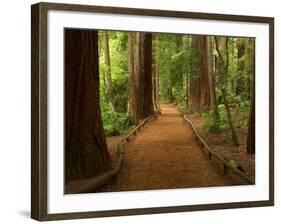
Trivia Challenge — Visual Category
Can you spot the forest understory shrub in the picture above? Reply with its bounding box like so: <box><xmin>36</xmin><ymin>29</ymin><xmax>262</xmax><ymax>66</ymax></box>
<box><xmin>101</xmin><ymin>102</ymin><xmax>131</xmax><ymax>137</ymax></box>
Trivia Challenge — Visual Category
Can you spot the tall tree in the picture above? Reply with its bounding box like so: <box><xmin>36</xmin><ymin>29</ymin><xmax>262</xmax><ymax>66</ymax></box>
<box><xmin>200</xmin><ymin>36</ymin><xmax>211</xmax><ymax>111</ymax></box>
<box><xmin>214</xmin><ymin>36</ymin><xmax>240</xmax><ymax>146</ymax></box>
<box><xmin>136</xmin><ymin>32</ymin><xmax>154</xmax><ymax>118</ymax></box>
<box><xmin>189</xmin><ymin>36</ymin><xmax>210</xmax><ymax>113</ymax></box>
<box><xmin>65</xmin><ymin>29</ymin><xmax>112</xmax><ymax>182</ymax></box>
<box><xmin>206</xmin><ymin>36</ymin><xmax>219</xmax><ymax>121</ymax></box>
<box><xmin>152</xmin><ymin>55</ymin><xmax>159</xmax><ymax>111</ymax></box>
<box><xmin>128</xmin><ymin>32</ymin><xmax>138</xmax><ymax>124</ymax></box>
<box><xmin>247</xmin><ymin>39</ymin><xmax>255</xmax><ymax>154</ymax></box>
<box><xmin>189</xmin><ymin>36</ymin><xmax>202</xmax><ymax>112</ymax></box>
<box><xmin>236</xmin><ymin>38</ymin><xmax>246</xmax><ymax>95</ymax></box>
<box><xmin>104</xmin><ymin>31</ymin><xmax>116</xmax><ymax>111</ymax></box>
<box><xmin>185</xmin><ymin>35</ymin><xmax>192</xmax><ymax>108</ymax></box>
<box><xmin>152</xmin><ymin>35</ymin><xmax>160</xmax><ymax>112</ymax></box>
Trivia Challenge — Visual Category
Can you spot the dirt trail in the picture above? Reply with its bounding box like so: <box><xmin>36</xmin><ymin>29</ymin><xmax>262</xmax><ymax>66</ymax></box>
<box><xmin>99</xmin><ymin>104</ymin><xmax>246</xmax><ymax>192</ymax></box>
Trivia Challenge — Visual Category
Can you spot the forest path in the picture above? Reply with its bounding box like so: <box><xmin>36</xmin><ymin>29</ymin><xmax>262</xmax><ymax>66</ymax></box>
<box><xmin>99</xmin><ymin>104</ymin><xmax>245</xmax><ymax>192</ymax></box>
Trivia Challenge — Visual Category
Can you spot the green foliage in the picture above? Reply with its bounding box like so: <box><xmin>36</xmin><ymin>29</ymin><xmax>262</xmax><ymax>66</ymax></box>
<box><xmin>97</xmin><ymin>31</ymin><xmax>254</xmax><ymax>142</ymax></box>
<box><xmin>156</xmin><ymin>34</ymin><xmax>190</xmax><ymax>103</ymax></box>
<box><xmin>203</xmin><ymin>119</ymin><xmax>221</xmax><ymax>133</ymax></box>
<box><xmin>100</xmin><ymin>101</ymin><xmax>131</xmax><ymax>136</ymax></box>
<box><xmin>203</xmin><ymin>104</ymin><xmax>231</xmax><ymax>133</ymax></box>
<box><xmin>99</xmin><ymin>31</ymin><xmax>131</xmax><ymax>136</ymax></box>
<box><xmin>177</xmin><ymin>102</ymin><xmax>188</xmax><ymax>113</ymax></box>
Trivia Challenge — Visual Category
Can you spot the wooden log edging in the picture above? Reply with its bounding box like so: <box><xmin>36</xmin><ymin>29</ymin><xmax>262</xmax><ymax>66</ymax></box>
<box><xmin>180</xmin><ymin>111</ymin><xmax>253</xmax><ymax>185</ymax></box>
<box><xmin>66</xmin><ymin>114</ymin><xmax>157</xmax><ymax>194</ymax></box>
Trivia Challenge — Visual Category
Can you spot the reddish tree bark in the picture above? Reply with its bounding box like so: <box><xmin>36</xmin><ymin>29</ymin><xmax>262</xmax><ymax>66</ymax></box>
<box><xmin>65</xmin><ymin>29</ymin><xmax>112</xmax><ymax>182</ymax></box>
<box><xmin>189</xmin><ymin>36</ymin><xmax>210</xmax><ymax>113</ymax></box>
<box><xmin>247</xmin><ymin>39</ymin><xmax>255</xmax><ymax>154</ymax></box>
<box><xmin>136</xmin><ymin>32</ymin><xmax>154</xmax><ymax>118</ymax></box>
<box><xmin>200</xmin><ymin>36</ymin><xmax>211</xmax><ymax>111</ymax></box>
<box><xmin>189</xmin><ymin>36</ymin><xmax>201</xmax><ymax>112</ymax></box>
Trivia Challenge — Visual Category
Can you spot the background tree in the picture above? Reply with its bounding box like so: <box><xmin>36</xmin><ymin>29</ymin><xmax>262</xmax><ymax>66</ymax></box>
<box><xmin>152</xmin><ymin>35</ymin><xmax>160</xmax><ymax>112</ymax></box>
<box><xmin>247</xmin><ymin>39</ymin><xmax>255</xmax><ymax>154</ymax></box>
<box><xmin>200</xmin><ymin>36</ymin><xmax>211</xmax><ymax>111</ymax></box>
<box><xmin>128</xmin><ymin>32</ymin><xmax>138</xmax><ymax>124</ymax></box>
<box><xmin>189</xmin><ymin>36</ymin><xmax>205</xmax><ymax>113</ymax></box>
<box><xmin>207</xmin><ymin>36</ymin><xmax>219</xmax><ymax>122</ymax></box>
<box><xmin>104</xmin><ymin>31</ymin><xmax>116</xmax><ymax>111</ymax></box>
<box><xmin>136</xmin><ymin>32</ymin><xmax>154</xmax><ymax>118</ymax></box>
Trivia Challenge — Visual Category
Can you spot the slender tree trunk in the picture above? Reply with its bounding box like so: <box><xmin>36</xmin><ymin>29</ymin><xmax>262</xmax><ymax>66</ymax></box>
<box><xmin>236</xmin><ymin>38</ymin><xmax>246</xmax><ymax>95</ymax></box>
<box><xmin>65</xmin><ymin>29</ymin><xmax>112</xmax><ymax>182</ymax></box>
<box><xmin>247</xmin><ymin>39</ymin><xmax>255</xmax><ymax>154</ymax></box>
<box><xmin>136</xmin><ymin>32</ymin><xmax>154</xmax><ymax>118</ymax></box>
<box><xmin>185</xmin><ymin>35</ymin><xmax>191</xmax><ymax>108</ymax></box>
<box><xmin>152</xmin><ymin>59</ymin><xmax>158</xmax><ymax>111</ymax></box>
<box><xmin>217</xmin><ymin>37</ymin><xmax>227</xmax><ymax>89</ymax></box>
<box><xmin>128</xmin><ymin>32</ymin><xmax>138</xmax><ymax>124</ymax></box>
<box><xmin>104</xmin><ymin>31</ymin><xmax>115</xmax><ymax>111</ymax></box>
<box><xmin>152</xmin><ymin>35</ymin><xmax>160</xmax><ymax>112</ymax></box>
<box><xmin>215</xmin><ymin>37</ymin><xmax>240</xmax><ymax>146</ymax></box>
<box><xmin>207</xmin><ymin>36</ymin><xmax>219</xmax><ymax>121</ymax></box>
<box><xmin>245</xmin><ymin>38</ymin><xmax>254</xmax><ymax>97</ymax></box>
<box><xmin>155</xmin><ymin>52</ymin><xmax>160</xmax><ymax>110</ymax></box>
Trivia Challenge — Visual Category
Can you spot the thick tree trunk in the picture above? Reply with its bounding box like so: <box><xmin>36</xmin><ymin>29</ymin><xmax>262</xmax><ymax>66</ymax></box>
<box><xmin>64</xmin><ymin>29</ymin><xmax>112</xmax><ymax>182</ymax></box>
<box><xmin>136</xmin><ymin>32</ymin><xmax>154</xmax><ymax>118</ymax></box>
<box><xmin>189</xmin><ymin>36</ymin><xmax>201</xmax><ymax>112</ymax></box>
<box><xmin>200</xmin><ymin>36</ymin><xmax>211</xmax><ymax>111</ymax></box>
<box><xmin>247</xmin><ymin>88</ymin><xmax>255</xmax><ymax>154</ymax></box>
<box><xmin>247</xmin><ymin>39</ymin><xmax>255</xmax><ymax>154</ymax></box>
<box><xmin>104</xmin><ymin>31</ymin><xmax>115</xmax><ymax>111</ymax></box>
<box><xmin>190</xmin><ymin>36</ymin><xmax>209</xmax><ymax>113</ymax></box>
<box><xmin>206</xmin><ymin>36</ymin><xmax>219</xmax><ymax>121</ymax></box>
<box><xmin>128</xmin><ymin>32</ymin><xmax>138</xmax><ymax>124</ymax></box>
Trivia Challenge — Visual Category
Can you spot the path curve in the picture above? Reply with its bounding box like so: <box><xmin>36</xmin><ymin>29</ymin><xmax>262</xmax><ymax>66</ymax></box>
<box><xmin>99</xmin><ymin>104</ymin><xmax>246</xmax><ymax>192</ymax></box>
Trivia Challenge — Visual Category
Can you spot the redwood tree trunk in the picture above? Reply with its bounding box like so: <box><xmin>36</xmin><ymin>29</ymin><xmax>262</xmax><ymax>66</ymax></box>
<box><xmin>136</xmin><ymin>32</ymin><xmax>154</xmax><ymax>118</ymax></box>
<box><xmin>200</xmin><ymin>36</ymin><xmax>211</xmax><ymax>111</ymax></box>
<box><xmin>189</xmin><ymin>36</ymin><xmax>201</xmax><ymax>112</ymax></box>
<box><xmin>247</xmin><ymin>89</ymin><xmax>255</xmax><ymax>154</ymax></box>
<box><xmin>65</xmin><ymin>29</ymin><xmax>112</xmax><ymax>182</ymax></box>
<box><xmin>247</xmin><ymin>39</ymin><xmax>255</xmax><ymax>154</ymax></box>
<box><xmin>128</xmin><ymin>32</ymin><xmax>138</xmax><ymax>124</ymax></box>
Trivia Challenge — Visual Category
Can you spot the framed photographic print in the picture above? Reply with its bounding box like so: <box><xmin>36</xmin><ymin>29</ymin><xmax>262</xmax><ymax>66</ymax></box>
<box><xmin>31</xmin><ymin>2</ymin><xmax>274</xmax><ymax>221</ymax></box>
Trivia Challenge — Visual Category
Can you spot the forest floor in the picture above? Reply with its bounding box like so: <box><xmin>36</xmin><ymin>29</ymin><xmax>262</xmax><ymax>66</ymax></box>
<box><xmin>99</xmin><ymin>104</ymin><xmax>248</xmax><ymax>193</ymax></box>
<box><xmin>186</xmin><ymin>113</ymin><xmax>255</xmax><ymax>182</ymax></box>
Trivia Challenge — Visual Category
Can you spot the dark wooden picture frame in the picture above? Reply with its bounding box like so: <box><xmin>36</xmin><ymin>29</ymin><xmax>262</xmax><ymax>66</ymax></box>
<box><xmin>31</xmin><ymin>2</ymin><xmax>274</xmax><ymax>221</ymax></box>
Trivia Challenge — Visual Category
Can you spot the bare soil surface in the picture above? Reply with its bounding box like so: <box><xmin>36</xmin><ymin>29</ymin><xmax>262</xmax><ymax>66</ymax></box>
<box><xmin>98</xmin><ymin>104</ymin><xmax>247</xmax><ymax>193</ymax></box>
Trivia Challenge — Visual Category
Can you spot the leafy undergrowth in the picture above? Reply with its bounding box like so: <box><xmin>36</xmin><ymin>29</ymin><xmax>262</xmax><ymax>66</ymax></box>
<box><xmin>101</xmin><ymin>102</ymin><xmax>133</xmax><ymax>137</ymax></box>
